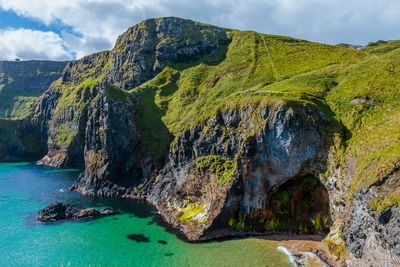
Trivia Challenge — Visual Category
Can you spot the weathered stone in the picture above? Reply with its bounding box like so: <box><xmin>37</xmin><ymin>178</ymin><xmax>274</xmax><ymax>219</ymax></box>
<box><xmin>148</xmin><ymin>103</ymin><xmax>331</xmax><ymax>240</ymax></box>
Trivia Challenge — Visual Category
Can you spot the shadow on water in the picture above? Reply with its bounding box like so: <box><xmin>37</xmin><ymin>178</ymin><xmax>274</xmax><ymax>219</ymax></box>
<box><xmin>82</xmin><ymin>198</ymin><xmax>156</xmax><ymax>219</ymax></box>
<box><xmin>127</xmin><ymin>234</ymin><xmax>150</xmax><ymax>243</ymax></box>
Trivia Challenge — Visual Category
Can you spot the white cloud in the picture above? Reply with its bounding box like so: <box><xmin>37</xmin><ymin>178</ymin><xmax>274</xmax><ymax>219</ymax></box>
<box><xmin>0</xmin><ymin>29</ymin><xmax>72</xmax><ymax>61</ymax></box>
<box><xmin>0</xmin><ymin>0</ymin><xmax>150</xmax><ymax>57</ymax></box>
<box><xmin>1</xmin><ymin>0</ymin><xmax>400</xmax><ymax>60</ymax></box>
<box><xmin>61</xmin><ymin>31</ymin><xmax>110</xmax><ymax>59</ymax></box>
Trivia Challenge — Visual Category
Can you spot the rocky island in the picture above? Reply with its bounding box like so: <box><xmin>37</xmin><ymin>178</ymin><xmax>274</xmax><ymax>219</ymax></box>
<box><xmin>38</xmin><ymin>202</ymin><xmax>117</xmax><ymax>222</ymax></box>
<box><xmin>1</xmin><ymin>17</ymin><xmax>399</xmax><ymax>266</ymax></box>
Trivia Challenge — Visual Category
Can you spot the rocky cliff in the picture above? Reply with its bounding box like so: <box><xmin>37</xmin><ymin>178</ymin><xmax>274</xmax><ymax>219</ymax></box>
<box><xmin>1</xmin><ymin>17</ymin><xmax>400</xmax><ymax>266</ymax></box>
<box><xmin>148</xmin><ymin>102</ymin><xmax>333</xmax><ymax>240</ymax></box>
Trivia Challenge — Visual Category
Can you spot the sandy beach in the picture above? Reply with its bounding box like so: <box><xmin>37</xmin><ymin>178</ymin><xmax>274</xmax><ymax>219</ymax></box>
<box><xmin>257</xmin><ymin>235</ymin><xmax>334</xmax><ymax>266</ymax></box>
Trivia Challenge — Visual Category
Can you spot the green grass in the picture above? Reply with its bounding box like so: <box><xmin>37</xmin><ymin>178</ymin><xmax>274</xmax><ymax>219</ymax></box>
<box><xmin>363</xmin><ymin>40</ymin><xmax>400</xmax><ymax>55</ymax></box>
<box><xmin>131</xmin><ymin>31</ymin><xmax>366</xmax><ymax>137</ymax></box>
<box><xmin>196</xmin><ymin>155</ymin><xmax>237</xmax><ymax>185</ymax></box>
<box><xmin>55</xmin><ymin>124</ymin><xmax>78</xmax><ymax>147</ymax></box>
<box><xmin>370</xmin><ymin>189</ymin><xmax>400</xmax><ymax>212</ymax></box>
<box><xmin>325</xmin><ymin>50</ymin><xmax>400</xmax><ymax>193</ymax></box>
<box><xmin>131</xmin><ymin>67</ymin><xmax>178</xmax><ymax>156</ymax></box>
<box><xmin>105</xmin><ymin>84</ymin><xmax>129</xmax><ymax>103</ymax></box>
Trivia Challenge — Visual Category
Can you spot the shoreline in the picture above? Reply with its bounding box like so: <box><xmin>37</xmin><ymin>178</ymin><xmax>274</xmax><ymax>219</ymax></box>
<box><xmin>257</xmin><ymin>235</ymin><xmax>335</xmax><ymax>266</ymax></box>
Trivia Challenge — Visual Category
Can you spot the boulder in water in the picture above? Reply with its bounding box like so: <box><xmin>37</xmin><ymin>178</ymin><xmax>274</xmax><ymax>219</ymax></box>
<box><xmin>38</xmin><ymin>202</ymin><xmax>118</xmax><ymax>222</ymax></box>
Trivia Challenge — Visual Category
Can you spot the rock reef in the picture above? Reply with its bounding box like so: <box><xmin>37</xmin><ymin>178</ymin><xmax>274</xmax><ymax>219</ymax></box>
<box><xmin>38</xmin><ymin>202</ymin><xmax>117</xmax><ymax>222</ymax></box>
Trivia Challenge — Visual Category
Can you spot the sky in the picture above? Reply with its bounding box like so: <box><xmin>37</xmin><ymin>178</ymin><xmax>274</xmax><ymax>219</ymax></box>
<box><xmin>0</xmin><ymin>0</ymin><xmax>399</xmax><ymax>61</ymax></box>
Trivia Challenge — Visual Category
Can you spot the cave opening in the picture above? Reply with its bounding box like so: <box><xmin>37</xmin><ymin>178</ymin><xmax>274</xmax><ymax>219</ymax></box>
<box><xmin>229</xmin><ymin>175</ymin><xmax>331</xmax><ymax>234</ymax></box>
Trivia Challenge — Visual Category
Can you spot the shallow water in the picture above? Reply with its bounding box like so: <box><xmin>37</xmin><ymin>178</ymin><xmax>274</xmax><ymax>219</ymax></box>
<box><xmin>0</xmin><ymin>162</ymin><xmax>291</xmax><ymax>266</ymax></box>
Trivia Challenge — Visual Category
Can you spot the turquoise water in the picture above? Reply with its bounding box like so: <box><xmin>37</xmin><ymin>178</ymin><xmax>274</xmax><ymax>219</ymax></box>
<box><xmin>0</xmin><ymin>162</ymin><xmax>291</xmax><ymax>266</ymax></box>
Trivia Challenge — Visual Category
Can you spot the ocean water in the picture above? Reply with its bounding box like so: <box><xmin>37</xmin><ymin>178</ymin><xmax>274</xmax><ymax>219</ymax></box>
<box><xmin>0</xmin><ymin>162</ymin><xmax>291</xmax><ymax>266</ymax></box>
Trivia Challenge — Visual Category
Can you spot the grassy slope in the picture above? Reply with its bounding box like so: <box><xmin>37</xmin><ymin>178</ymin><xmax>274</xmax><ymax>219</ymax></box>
<box><xmin>363</xmin><ymin>40</ymin><xmax>400</xmax><ymax>55</ymax></box>
<box><xmin>327</xmin><ymin>50</ymin><xmax>400</xmax><ymax>193</ymax></box>
<box><xmin>130</xmin><ymin>31</ymin><xmax>366</xmax><ymax>155</ymax></box>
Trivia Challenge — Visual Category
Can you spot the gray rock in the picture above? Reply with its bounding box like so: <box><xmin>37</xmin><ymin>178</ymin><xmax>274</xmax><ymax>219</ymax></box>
<box><xmin>148</xmin><ymin>103</ymin><xmax>330</xmax><ymax>240</ymax></box>
<box><xmin>38</xmin><ymin>202</ymin><xmax>118</xmax><ymax>222</ymax></box>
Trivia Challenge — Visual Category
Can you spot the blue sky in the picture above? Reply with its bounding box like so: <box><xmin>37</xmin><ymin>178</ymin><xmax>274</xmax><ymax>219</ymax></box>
<box><xmin>0</xmin><ymin>9</ymin><xmax>78</xmax><ymax>37</ymax></box>
<box><xmin>0</xmin><ymin>0</ymin><xmax>400</xmax><ymax>61</ymax></box>
<box><xmin>0</xmin><ymin>10</ymin><xmax>49</xmax><ymax>31</ymax></box>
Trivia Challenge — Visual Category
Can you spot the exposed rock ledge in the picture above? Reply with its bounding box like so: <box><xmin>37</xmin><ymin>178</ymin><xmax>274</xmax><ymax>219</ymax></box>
<box><xmin>38</xmin><ymin>202</ymin><xmax>118</xmax><ymax>222</ymax></box>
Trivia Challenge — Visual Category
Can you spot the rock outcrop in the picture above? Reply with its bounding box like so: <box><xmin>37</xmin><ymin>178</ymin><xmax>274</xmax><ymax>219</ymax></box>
<box><xmin>70</xmin><ymin>88</ymin><xmax>144</xmax><ymax>196</ymax></box>
<box><xmin>38</xmin><ymin>202</ymin><xmax>117</xmax><ymax>222</ymax></box>
<box><xmin>106</xmin><ymin>16</ymin><xmax>229</xmax><ymax>89</ymax></box>
<box><xmin>343</xmin><ymin>176</ymin><xmax>400</xmax><ymax>265</ymax></box>
<box><xmin>148</xmin><ymin>102</ymin><xmax>332</xmax><ymax>240</ymax></box>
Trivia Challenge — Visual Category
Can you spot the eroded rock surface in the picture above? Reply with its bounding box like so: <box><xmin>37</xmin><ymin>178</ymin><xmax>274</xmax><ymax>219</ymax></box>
<box><xmin>148</xmin><ymin>103</ymin><xmax>332</xmax><ymax>240</ymax></box>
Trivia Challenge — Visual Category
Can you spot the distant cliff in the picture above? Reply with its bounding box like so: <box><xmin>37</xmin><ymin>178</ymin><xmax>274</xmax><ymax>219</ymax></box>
<box><xmin>0</xmin><ymin>60</ymin><xmax>67</xmax><ymax>119</ymax></box>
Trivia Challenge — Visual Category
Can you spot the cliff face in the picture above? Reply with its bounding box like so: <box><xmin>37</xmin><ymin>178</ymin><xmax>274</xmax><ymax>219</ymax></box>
<box><xmin>34</xmin><ymin>52</ymin><xmax>111</xmax><ymax>167</ymax></box>
<box><xmin>1</xmin><ymin>17</ymin><xmax>400</xmax><ymax>265</ymax></box>
<box><xmin>148</xmin><ymin>102</ymin><xmax>332</xmax><ymax>240</ymax></box>
<box><xmin>71</xmin><ymin>89</ymin><xmax>143</xmax><ymax>195</ymax></box>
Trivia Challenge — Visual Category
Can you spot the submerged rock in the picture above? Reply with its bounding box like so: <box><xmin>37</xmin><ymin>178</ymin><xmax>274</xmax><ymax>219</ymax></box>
<box><xmin>37</xmin><ymin>202</ymin><xmax>118</xmax><ymax>222</ymax></box>
<box><xmin>127</xmin><ymin>234</ymin><xmax>150</xmax><ymax>243</ymax></box>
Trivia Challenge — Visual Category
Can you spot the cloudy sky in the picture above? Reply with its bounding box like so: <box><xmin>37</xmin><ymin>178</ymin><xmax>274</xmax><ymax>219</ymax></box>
<box><xmin>0</xmin><ymin>0</ymin><xmax>399</xmax><ymax>61</ymax></box>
